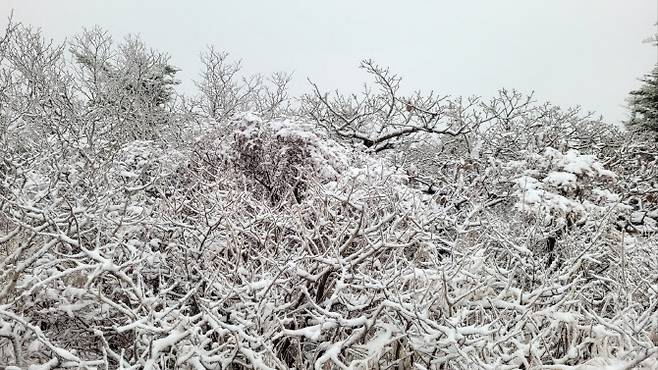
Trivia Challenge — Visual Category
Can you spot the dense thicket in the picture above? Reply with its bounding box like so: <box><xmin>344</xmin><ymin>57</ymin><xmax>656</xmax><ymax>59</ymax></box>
<box><xmin>1</xmin><ymin>20</ymin><xmax>657</xmax><ymax>370</ymax></box>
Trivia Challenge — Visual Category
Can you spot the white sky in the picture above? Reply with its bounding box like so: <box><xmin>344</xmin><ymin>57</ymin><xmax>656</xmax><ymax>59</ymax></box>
<box><xmin>2</xmin><ymin>0</ymin><xmax>656</xmax><ymax>123</ymax></box>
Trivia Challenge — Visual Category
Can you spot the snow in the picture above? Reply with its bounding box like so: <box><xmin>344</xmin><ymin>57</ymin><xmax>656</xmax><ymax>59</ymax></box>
<box><xmin>246</xmin><ymin>278</ymin><xmax>274</xmax><ymax>291</ymax></box>
<box><xmin>119</xmin><ymin>170</ymin><xmax>139</xmax><ymax>178</ymax></box>
<box><xmin>151</xmin><ymin>329</ymin><xmax>189</xmax><ymax>357</ymax></box>
<box><xmin>363</xmin><ymin>327</ymin><xmax>393</xmax><ymax>355</ymax></box>
<box><xmin>282</xmin><ymin>322</ymin><xmax>337</xmax><ymax>341</ymax></box>
<box><xmin>236</xmin><ymin>111</ymin><xmax>264</xmax><ymax>124</ymax></box>
<box><xmin>592</xmin><ymin>188</ymin><xmax>621</xmax><ymax>202</ymax></box>
<box><xmin>26</xmin><ymin>358</ymin><xmax>59</xmax><ymax>370</ymax></box>
<box><xmin>559</xmin><ymin>149</ymin><xmax>616</xmax><ymax>178</ymax></box>
<box><xmin>552</xmin><ymin>311</ymin><xmax>580</xmax><ymax>323</ymax></box>
<box><xmin>544</xmin><ymin>171</ymin><xmax>578</xmax><ymax>192</ymax></box>
<box><xmin>574</xmin><ymin>357</ymin><xmax>628</xmax><ymax>370</ymax></box>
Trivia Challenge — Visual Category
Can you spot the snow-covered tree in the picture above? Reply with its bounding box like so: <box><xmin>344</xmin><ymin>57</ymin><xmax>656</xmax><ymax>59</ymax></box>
<box><xmin>70</xmin><ymin>28</ymin><xmax>180</xmax><ymax>142</ymax></box>
<box><xmin>626</xmin><ymin>26</ymin><xmax>658</xmax><ymax>136</ymax></box>
<box><xmin>627</xmin><ymin>65</ymin><xmax>658</xmax><ymax>134</ymax></box>
<box><xmin>196</xmin><ymin>47</ymin><xmax>292</xmax><ymax>121</ymax></box>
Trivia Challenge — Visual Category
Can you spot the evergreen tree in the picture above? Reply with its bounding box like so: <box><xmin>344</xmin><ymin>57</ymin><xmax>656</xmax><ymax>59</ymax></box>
<box><xmin>70</xmin><ymin>28</ymin><xmax>179</xmax><ymax>141</ymax></box>
<box><xmin>627</xmin><ymin>27</ymin><xmax>658</xmax><ymax>134</ymax></box>
<box><xmin>628</xmin><ymin>65</ymin><xmax>658</xmax><ymax>133</ymax></box>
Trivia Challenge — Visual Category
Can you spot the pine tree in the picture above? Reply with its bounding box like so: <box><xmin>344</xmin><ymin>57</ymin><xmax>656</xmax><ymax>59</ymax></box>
<box><xmin>627</xmin><ymin>27</ymin><xmax>658</xmax><ymax>135</ymax></box>
<box><xmin>628</xmin><ymin>65</ymin><xmax>658</xmax><ymax>133</ymax></box>
<box><xmin>70</xmin><ymin>28</ymin><xmax>179</xmax><ymax>141</ymax></box>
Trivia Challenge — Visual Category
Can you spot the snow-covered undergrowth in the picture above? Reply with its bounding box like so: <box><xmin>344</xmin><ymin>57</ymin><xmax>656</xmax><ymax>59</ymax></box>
<box><xmin>1</xmin><ymin>108</ymin><xmax>657</xmax><ymax>369</ymax></box>
<box><xmin>0</xmin><ymin>21</ymin><xmax>656</xmax><ymax>368</ymax></box>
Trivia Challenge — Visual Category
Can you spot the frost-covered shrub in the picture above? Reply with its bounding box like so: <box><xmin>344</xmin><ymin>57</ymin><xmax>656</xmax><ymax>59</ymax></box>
<box><xmin>513</xmin><ymin>147</ymin><xmax>617</xmax><ymax>226</ymax></box>
<box><xmin>1</xmin><ymin>23</ymin><xmax>658</xmax><ymax>368</ymax></box>
<box><xmin>2</xmin><ymin>109</ymin><xmax>657</xmax><ymax>369</ymax></box>
<box><xmin>229</xmin><ymin>113</ymin><xmax>349</xmax><ymax>206</ymax></box>
<box><xmin>232</xmin><ymin>118</ymin><xmax>312</xmax><ymax>205</ymax></box>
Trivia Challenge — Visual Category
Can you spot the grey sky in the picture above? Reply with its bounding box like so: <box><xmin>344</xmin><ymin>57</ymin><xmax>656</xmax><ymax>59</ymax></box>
<box><xmin>2</xmin><ymin>0</ymin><xmax>656</xmax><ymax>124</ymax></box>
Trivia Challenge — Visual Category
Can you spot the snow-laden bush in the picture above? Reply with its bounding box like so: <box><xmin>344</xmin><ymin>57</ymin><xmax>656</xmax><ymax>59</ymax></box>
<box><xmin>513</xmin><ymin>147</ymin><xmax>617</xmax><ymax>226</ymax></box>
<box><xmin>1</xmin><ymin>21</ymin><xmax>658</xmax><ymax>369</ymax></box>
<box><xmin>2</xmin><ymin>112</ymin><xmax>657</xmax><ymax>370</ymax></box>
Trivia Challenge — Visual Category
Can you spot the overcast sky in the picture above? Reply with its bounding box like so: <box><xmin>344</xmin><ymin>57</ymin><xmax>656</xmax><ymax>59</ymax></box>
<box><xmin>2</xmin><ymin>1</ymin><xmax>656</xmax><ymax>123</ymax></box>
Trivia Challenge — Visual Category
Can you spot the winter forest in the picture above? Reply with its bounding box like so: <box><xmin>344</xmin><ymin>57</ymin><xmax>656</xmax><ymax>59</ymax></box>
<box><xmin>1</xmin><ymin>13</ymin><xmax>658</xmax><ymax>370</ymax></box>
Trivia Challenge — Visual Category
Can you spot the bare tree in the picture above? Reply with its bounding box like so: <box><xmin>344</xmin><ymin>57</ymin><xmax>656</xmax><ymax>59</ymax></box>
<box><xmin>301</xmin><ymin>59</ymin><xmax>487</xmax><ymax>152</ymax></box>
<box><xmin>196</xmin><ymin>47</ymin><xmax>292</xmax><ymax>121</ymax></box>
